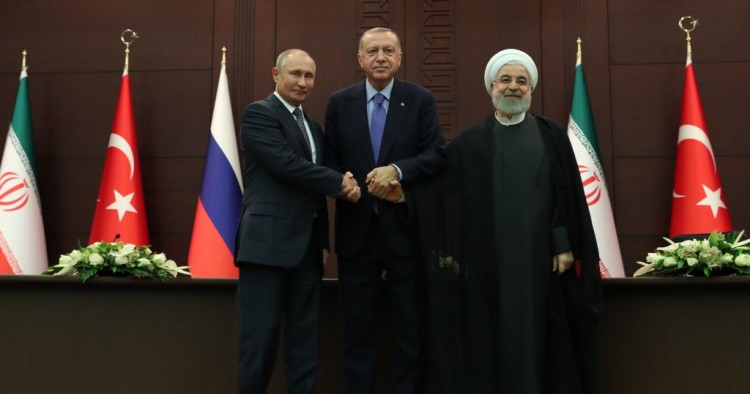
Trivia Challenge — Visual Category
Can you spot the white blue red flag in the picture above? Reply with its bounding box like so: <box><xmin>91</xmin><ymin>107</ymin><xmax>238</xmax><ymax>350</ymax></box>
<box><xmin>188</xmin><ymin>51</ymin><xmax>242</xmax><ymax>277</ymax></box>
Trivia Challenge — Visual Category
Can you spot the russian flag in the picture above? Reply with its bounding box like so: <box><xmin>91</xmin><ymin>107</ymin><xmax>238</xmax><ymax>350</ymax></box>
<box><xmin>188</xmin><ymin>49</ymin><xmax>243</xmax><ymax>278</ymax></box>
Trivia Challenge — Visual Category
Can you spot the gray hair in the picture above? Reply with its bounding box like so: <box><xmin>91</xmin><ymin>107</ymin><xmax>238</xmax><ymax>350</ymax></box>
<box><xmin>358</xmin><ymin>27</ymin><xmax>401</xmax><ymax>53</ymax></box>
<box><xmin>275</xmin><ymin>49</ymin><xmax>316</xmax><ymax>73</ymax></box>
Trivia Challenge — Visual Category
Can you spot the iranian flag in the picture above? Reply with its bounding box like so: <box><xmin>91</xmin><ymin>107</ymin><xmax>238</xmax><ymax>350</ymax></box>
<box><xmin>89</xmin><ymin>68</ymin><xmax>149</xmax><ymax>245</ymax></box>
<box><xmin>669</xmin><ymin>56</ymin><xmax>732</xmax><ymax>237</ymax></box>
<box><xmin>566</xmin><ymin>53</ymin><xmax>624</xmax><ymax>278</ymax></box>
<box><xmin>0</xmin><ymin>67</ymin><xmax>48</xmax><ymax>274</ymax></box>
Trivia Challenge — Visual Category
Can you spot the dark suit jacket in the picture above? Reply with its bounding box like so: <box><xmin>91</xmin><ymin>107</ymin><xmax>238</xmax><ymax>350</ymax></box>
<box><xmin>235</xmin><ymin>93</ymin><xmax>342</xmax><ymax>268</ymax></box>
<box><xmin>325</xmin><ymin>79</ymin><xmax>445</xmax><ymax>258</ymax></box>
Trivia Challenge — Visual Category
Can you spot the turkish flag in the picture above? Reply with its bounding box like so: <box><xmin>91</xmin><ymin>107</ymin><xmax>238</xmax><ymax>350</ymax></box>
<box><xmin>89</xmin><ymin>70</ymin><xmax>149</xmax><ymax>245</ymax></box>
<box><xmin>670</xmin><ymin>59</ymin><xmax>732</xmax><ymax>237</ymax></box>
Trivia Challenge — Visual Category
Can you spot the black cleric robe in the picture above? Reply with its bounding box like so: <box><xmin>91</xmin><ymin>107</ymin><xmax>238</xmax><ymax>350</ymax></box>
<box><xmin>410</xmin><ymin>113</ymin><xmax>602</xmax><ymax>394</ymax></box>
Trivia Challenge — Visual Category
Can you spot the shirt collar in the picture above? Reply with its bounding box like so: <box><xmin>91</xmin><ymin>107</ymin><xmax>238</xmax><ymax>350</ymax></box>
<box><xmin>365</xmin><ymin>79</ymin><xmax>395</xmax><ymax>102</ymax></box>
<box><xmin>495</xmin><ymin>111</ymin><xmax>526</xmax><ymax>126</ymax></box>
<box><xmin>274</xmin><ymin>91</ymin><xmax>301</xmax><ymax>114</ymax></box>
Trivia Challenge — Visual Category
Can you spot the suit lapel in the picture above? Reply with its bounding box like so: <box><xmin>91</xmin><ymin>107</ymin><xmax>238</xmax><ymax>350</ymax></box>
<box><xmin>347</xmin><ymin>83</ymin><xmax>376</xmax><ymax>167</ymax></box>
<box><xmin>378</xmin><ymin>79</ymin><xmax>408</xmax><ymax>164</ymax></box>
<box><xmin>268</xmin><ymin>94</ymin><xmax>313</xmax><ymax>161</ymax></box>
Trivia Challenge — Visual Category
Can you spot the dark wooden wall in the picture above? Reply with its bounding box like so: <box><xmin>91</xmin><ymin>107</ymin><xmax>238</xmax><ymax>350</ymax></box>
<box><xmin>1</xmin><ymin>0</ymin><xmax>749</xmax><ymax>277</ymax></box>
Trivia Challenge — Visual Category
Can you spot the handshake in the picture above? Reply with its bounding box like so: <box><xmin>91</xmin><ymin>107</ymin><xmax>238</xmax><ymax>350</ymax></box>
<box><xmin>339</xmin><ymin>165</ymin><xmax>404</xmax><ymax>204</ymax></box>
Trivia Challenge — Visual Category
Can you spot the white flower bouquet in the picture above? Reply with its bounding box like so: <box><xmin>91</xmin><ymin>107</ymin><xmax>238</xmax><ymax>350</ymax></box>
<box><xmin>634</xmin><ymin>230</ymin><xmax>750</xmax><ymax>277</ymax></box>
<box><xmin>42</xmin><ymin>241</ymin><xmax>191</xmax><ymax>282</ymax></box>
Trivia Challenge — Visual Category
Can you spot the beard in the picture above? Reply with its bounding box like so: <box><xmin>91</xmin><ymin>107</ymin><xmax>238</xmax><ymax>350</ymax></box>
<box><xmin>493</xmin><ymin>92</ymin><xmax>532</xmax><ymax>116</ymax></box>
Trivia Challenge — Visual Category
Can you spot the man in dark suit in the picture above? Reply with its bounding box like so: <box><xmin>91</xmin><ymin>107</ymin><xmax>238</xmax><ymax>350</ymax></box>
<box><xmin>235</xmin><ymin>48</ymin><xmax>360</xmax><ymax>394</ymax></box>
<box><xmin>324</xmin><ymin>28</ymin><xmax>445</xmax><ymax>393</ymax></box>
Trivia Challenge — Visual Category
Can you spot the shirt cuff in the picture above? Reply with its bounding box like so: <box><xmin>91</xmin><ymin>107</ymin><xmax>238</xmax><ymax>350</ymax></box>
<box><xmin>390</xmin><ymin>164</ymin><xmax>403</xmax><ymax>180</ymax></box>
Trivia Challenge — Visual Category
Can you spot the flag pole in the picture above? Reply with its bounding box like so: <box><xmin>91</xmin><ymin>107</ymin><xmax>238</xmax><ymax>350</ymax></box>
<box><xmin>187</xmin><ymin>44</ymin><xmax>242</xmax><ymax>277</ymax></box>
<box><xmin>678</xmin><ymin>16</ymin><xmax>698</xmax><ymax>62</ymax></box>
<box><xmin>1</xmin><ymin>48</ymin><xmax>49</xmax><ymax>274</ymax></box>
<box><xmin>670</xmin><ymin>15</ymin><xmax>732</xmax><ymax>237</ymax></box>
<box><xmin>89</xmin><ymin>28</ymin><xmax>150</xmax><ymax>245</ymax></box>
<box><xmin>120</xmin><ymin>29</ymin><xmax>139</xmax><ymax>72</ymax></box>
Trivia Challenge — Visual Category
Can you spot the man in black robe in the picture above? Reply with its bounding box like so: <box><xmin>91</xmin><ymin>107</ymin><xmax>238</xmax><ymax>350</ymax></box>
<box><xmin>382</xmin><ymin>49</ymin><xmax>602</xmax><ymax>393</ymax></box>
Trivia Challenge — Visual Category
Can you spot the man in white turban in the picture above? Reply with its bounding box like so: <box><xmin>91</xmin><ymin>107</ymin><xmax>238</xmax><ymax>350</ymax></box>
<box><xmin>383</xmin><ymin>48</ymin><xmax>602</xmax><ymax>393</ymax></box>
<box><xmin>483</xmin><ymin>48</ymin><xmax>539</xmax><ymax>95</ymax></box>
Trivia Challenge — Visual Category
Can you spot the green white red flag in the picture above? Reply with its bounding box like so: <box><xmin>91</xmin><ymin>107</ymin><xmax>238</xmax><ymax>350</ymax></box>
<box><xmin>566</xmin><ymin>53</ymin><xmax>624</xmax><ymax>278</ymax></box>
<box><xmin>0</xmin><ymin>67</ymin><xmax>48</xmax><ymax>274</ymax></box>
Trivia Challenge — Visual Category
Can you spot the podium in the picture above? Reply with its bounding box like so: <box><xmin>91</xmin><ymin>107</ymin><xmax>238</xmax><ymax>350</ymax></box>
<box><xmin>2</xmin><ymin>275</ymin><xmax>750</xmax><ymax>393</ymax></box>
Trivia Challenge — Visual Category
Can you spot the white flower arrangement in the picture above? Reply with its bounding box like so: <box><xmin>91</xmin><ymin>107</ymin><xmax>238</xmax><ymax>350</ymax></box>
<box><xmin>42</xmin><ymin>241</ymin><xmax>191</xmax><ymax>282</ymax></box>
<box><xmin>634</xmin><ymin>230</ymin><xmax>750</xmax><ymax>277</ymax></box>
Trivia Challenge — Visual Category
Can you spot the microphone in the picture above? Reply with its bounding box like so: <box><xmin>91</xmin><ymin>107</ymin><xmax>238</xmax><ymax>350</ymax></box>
<box><xmin>112</xmin><ymin>233</ymin><xmax>121</xmax><ymax>242</ymax></box>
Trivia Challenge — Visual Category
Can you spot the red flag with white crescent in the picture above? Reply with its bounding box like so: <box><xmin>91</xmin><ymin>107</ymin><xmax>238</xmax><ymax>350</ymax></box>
<box><xmin>670</xmin><ymin>60</ymin><xmax>732</xmax><ymax>237</ymax></box>
<box><xmin>89</xmin><ymin>70</ymin><xmax>149</xmax><ymax>245</ymax></box>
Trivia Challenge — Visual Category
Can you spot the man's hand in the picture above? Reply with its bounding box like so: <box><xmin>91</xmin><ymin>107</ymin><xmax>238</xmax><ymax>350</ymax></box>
<box><xmin>552</xmin><ymin>251</ymin><xmax>574</xmax><ymax>274</ymax></box>
<box><xmin>381</xmin><ymin>180</ymin><xmax>405</xmax><ymax>203</ymax></box>
<box><xmin>340</xmin><ymin>171</ymin><xmax>361</xmax><ymax>203</ymax></box>
<box><xmin>366</xmin><ymin>165</ymin><xmax>399</xmax><ymax>199</ymax></box>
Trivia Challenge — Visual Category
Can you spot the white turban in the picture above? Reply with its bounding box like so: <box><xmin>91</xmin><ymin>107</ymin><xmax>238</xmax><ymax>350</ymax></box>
<box><xmin>483</xmin><ymin>49</ymin><xmax>538</xmax><ymax>95</ymax></box>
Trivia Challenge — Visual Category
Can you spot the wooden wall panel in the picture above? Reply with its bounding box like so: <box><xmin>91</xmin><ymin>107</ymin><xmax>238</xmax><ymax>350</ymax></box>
<box><xmin>721</xmin><ymin>157</ymin><xmax>750</xmax><ymax>233</ymax></box>
<box><xmin>453</xmin><ymin>0</ymin><xmax>546</xmax><ymax>129</ymax></box>
<box><xmin>272</xmin><ymin>0</ymin><xmax>362</xmax><ymax>120</ymax></box>
<box><xmin>28</xmin><ymin>73</ymin><xmax>121</xmax><ymax>159</ymax></box>
<box><xmin>1</xmin><ymin>0</ymin><xmax>227</xmax><ymax>270</ymax></box>
<box><xmin>609</xmin><ymin>0</ymin><xmax>750</xmax><ymax>65</ymax></box>
<box><xmin>2</xmin><ymin>0</ymin><xmax>750</xmax><ymax>280</ymax></box>
<box><xmin>609</xmin><ymin>1</ymin><xmax>750</xmax><ymax>273</ymax></box>
<box><xmin>130</xmin><ymin>71</ymin><xmax>213</xmax><ymax>157</ymax></box>
<box><xmin>0</xmin><ymin>77</ymin><xmax>16</xmax><ymax>132</ymax></box>
<box><xmin>406</xmin><ymin>0</ymin><xmax>458</xmax><ymax>140</ymax></box>
<box><xmin>0</xmin><ymin>0</ymin><xmax>214</xmax><ymax>74</ymax></box>
<box><xmin>559</xmin><ymin>0</ymin><xmax>616</xmax><ymax>184</ymax></box>
<box><xmin>611</xmin><ymin>65</ymin><xmax>683</xmax><ymax>157</ymax></box>
<box><xmin>614</xmin><ymin>157</ymin><xmax>674</xmax><ymax>238</ymax></box>
<box><xmin>611</xmin><ymin>63</ymin><xmax>750</xmax><ymax>157</ymax></box>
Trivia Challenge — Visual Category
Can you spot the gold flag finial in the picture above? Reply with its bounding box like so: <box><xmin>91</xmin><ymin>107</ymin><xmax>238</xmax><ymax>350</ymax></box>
<box><xmin>222</xmin><ymin>46</ymin><xmax>227</xmax><ymax>67</ymax></box>
<box><xmin>21</xmin><ymin>50</ymin><xmax>28</xmax><ymax>72</ymax></box>
<box><xmin>576</xmin><ymin>37</ymin><xmax>582</xmax><ymax>64</ymax></box>
<box><xmin>678</xmin><ymin>16</ymin><xmax>699</xmax><ymax>61</ymax></box>
<box><xmin>120</xmin><ymin>29</ymin><xmax>139</xmax><ymax>72</ymax></box>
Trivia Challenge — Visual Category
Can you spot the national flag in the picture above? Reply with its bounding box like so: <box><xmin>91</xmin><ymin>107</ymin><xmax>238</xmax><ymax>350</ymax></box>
<box><xmin>0</xmin><ymin>62</ymin><xmax>48</xmax><ymax>274</ymax></box>
<box><xmin>566</xmin><ymin>44</ymin><xmax>624</xmax><ymax>278</ymax></box>
<box><xmin>89</xmin><ymin>67</ymin><xmax>149</xmax><ymax>245</ymax></box>
<box><xmin>188</xmin><ymin>50</ymin><xmax>242</xmax><ymax>278</ymax></box>
<box><xmin>669</xmin><ymin>55</ymin><xmax>732</xmax><ymax>237</ymax></box>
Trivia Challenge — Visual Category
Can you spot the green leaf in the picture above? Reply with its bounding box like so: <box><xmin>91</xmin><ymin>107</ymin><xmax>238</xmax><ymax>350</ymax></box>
<box><xmin>79</xmin><ymin>269</ymin><xmax>96</xmax><ymax>282</ymax></box>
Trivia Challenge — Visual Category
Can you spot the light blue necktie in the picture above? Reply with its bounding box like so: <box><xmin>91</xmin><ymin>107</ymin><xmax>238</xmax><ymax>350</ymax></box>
<box><xmin>370</xmin><ymin>93</ymin><xmax>386</xmax><ymax>162</ymax></box>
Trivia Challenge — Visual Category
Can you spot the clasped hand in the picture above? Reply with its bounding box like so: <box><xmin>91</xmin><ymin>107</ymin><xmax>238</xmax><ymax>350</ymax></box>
<box><xmin>366</xmin><ymin>165</ymin><xmax>398</xmax><ymax>199</ymax></box>
<box><xmin>340</xmin><ymin>171</ymin><xmax>361</xmax><ymax>203</ymax></box>
<box><xmin>340</xmin><ymin>167</ymin><xmax>404</xmax><ymax>204</ymax></box>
